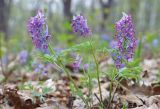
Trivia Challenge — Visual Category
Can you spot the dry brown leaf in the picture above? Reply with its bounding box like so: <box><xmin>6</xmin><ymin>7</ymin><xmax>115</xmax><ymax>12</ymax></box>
<box><xmin>147</xmin><ymin>95</ymin><xmax>160</xmax><ymax>106</ymax></box>
<box><xmin>148</xmin><ymin>103</ymin><xmax>159</xmax><ymax>109</ymax></box>
<box><xmin>120</xmin><ymin>94</ymin><xmax>144</xmax><ymax>107</ymax></box>
<box><xmin>132</xmin><ymin>105</ymin><xmax>147</xmax><ymax>109</ymax></box>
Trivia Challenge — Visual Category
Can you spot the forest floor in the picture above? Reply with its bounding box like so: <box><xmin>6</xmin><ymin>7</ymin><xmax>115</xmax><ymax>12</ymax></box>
<box><xmin>0</xmin><ymin>55</ymin><xmax>160</xmax><ymax>109</ymax></box>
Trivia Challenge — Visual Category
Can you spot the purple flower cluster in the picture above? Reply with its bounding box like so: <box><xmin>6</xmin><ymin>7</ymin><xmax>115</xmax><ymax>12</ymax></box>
<box><xmin>71</xmin><ymin>15</ymin><xmax>91</xmax><ymax>36</ymax></box>
<box><xmin>70</xmin><ymin>55</ymin><xmax>82</xmax><ymax>72</ymax></box>
<box><xmin>69</xmin><ymin>55</ymin><xmax>89</xmax><ymax>72</ymax></box>
<box><xmin>32</xmin><ymin>62</ymin><xmax>54</xmax><ymax>76</ymax></box>
<box><xmin>110</xmin><ymin>40</ymin><xmax>125</xmax><ymax>69</ymax></box>
<box><xmin>27</xmin><ymin>10</ymin><xmax>50</xmax><ymax>53</ymax></box>
<box><xmin>111</xmin><ymin>50</ymin><xmax>125</xmax><ymax>69</ymax></box>
<box><xmin>115</xmin><ymin>13</ymin><xmax>137</xmax><ymax>61</ymax></box>
<box><xmin>18</xmin><ymin>50</ymin><xmax>28</xmax><ymax>64</ymax></box>
<box><xmin>112</xmin><ymin>13</ymin><xmax>137</xmax><ymax>69</ymax></box>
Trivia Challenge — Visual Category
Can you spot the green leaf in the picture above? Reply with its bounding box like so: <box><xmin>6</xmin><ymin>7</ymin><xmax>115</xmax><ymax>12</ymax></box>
<box><xmin>37</xmin><ymin>41</ymin><xmax>91</xmax><ymax>63</ymax></box>
<box><xmin>57</xmin><ymin>33</ymin><xmax>74</xmax><ymax>43</ymax></box>
<box><xmin>105</xmin><ymin>67</ymin><xmax>118</xmax><ymax>80</ymax></box>
<box><xmin>122</xmin><ymin>104</ymin><xmax>127</xmax><ymax>109</ymax></box>
<box><xmin>44</xmin><ymin>54</ymin><xmax>52</xmax><ymax>60</ymax></box>
<box><xmin>32</xmin><ymin>91</ymin><xmax>41</xmax><ymax>97</ymax></box>
<box><xmin>126</xmin><ymin>58</ymin><xmax>141</xmax><ymax>67</ymax></box>
<box><xmin>146</xmin><ymin>33</ymin><xmax>157</xmax><ymax>43</ymax></box>
<box><xmin>70</xmin><ymin>83</ymin><xmax>84</xmax><ymax>97</ymax></box>
<box><xmin>102</xmin><ymin>48</ymin><xmax>116</xmax><ymax>54</ymax></box>
<box><xmin>69</xmin><ymin>83</ymin><xmax>76</xmax><ymax>93</ymax></box>
<box><xmin>63</xmin><ymin>21</ymin><xmax>72</xmax><ymax>31</ymax></box>
<box><xmin>88</xmin><ymin>72</ymin><xmax>97</xmax><ymax>79</ymax></box>
<box><xmin>0</xmin><ymin>46</ymin><xmax>6</xmax><ymax>58</ymax></box>
<box><xmin>48</xmin><ymin>43</ymin><xmax>56</xmax><ymax>55</ymax></box>
<box><xmin>135</xmin><ymin>38</ymin><xmax>142</xmax><ymax>59</ymax></box>
<box><xmin>119</xmin><ymin>66</ymin><xmax>141</xmax><ymax>80</ymax></box>
<box><xmin>18</xmin><ymin>83</ymin><xmax>33</xmax><ymax>90</ymax></box>
<box><xmin>70</xmin><ymin>41</ymin><xmax>90</xmax><ymax>51</ymax></box>
<box><xmin>36</xmin><ymin>53</ymin><xmax>53</xmax><ymax>62</ymax></box>
<box><xmin>43</xmin><ymin>87</ymin><xmax>52</xmax><ymax>94</ymax></box>
<box><xmin>58</xmin><ymin>41</ymin><xmax>90</xmax><ymax>56</ymax></box>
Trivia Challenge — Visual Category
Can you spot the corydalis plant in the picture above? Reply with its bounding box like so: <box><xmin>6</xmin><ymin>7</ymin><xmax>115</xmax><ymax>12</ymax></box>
<box><xmin>71</xmin><ymin>14</ymin><xmax>91</xmax><ymax>36</ymax></box>
<box><xmin>106</xmin><ymin>13</ymin><xmax>139</xmax><ymax>108</ymax></box>
<box><xmin>27</xmin><ymin>10</ymin><xmax>50</xmax><ymax>53</ymax></box>
<box><xmin>113</xmin><ymin>13</ymin><xmax>137</xmax><ymax>69</ymax></box>
<box><xmin>71</xmin><ymin>14</ymin><xmax>104</xmax><ymax>108</ymax></box>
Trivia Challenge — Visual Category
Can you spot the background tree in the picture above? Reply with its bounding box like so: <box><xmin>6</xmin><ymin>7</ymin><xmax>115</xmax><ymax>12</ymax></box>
<box><xmin>63</xmin><ymin>0</ymin><xmax>72</xmax><ymax>22</ymax></box>
<box><xmin>0</xmin><ymin>0</ymin><xmax>12</xmax><ymax>41</ymax></box>
<box><xmin>99</xmin><ymin>0</ymin><xmax>113</xmax><ymax>32</ymax></box>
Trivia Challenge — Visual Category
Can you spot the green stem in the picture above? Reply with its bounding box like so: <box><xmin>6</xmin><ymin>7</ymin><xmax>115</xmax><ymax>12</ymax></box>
<box><xmin>48</xmin><ymin>44</ymin><xmax>89</xmax><ymax>108</ymax></box>
<box><xmin>108</xmin><ymin>80</ymin><xmax>113</xmax><ymax>109</ymax></box>
<box><xmin>89</xmin><ymin>39</ymin><xmax>104</xmax><ymax>108</ymax></box>
<box><xmin>83</xmin><ymin>67</ymin><xmax>92</xmax><ymax>108</ymax></box>
<box><xmin>88</xmin><ymin>73</ymin><xmax>92</xmax><ymax>108</ymax></box>
<box><xmin>107</xmin><ymin>78</ymin><xmax>123</xmax><ymax>109</ymax></box>
<box><xmin>58</xmin><ymin>59</ymin><xmax>89</xmax><ymax>108</ymax></box>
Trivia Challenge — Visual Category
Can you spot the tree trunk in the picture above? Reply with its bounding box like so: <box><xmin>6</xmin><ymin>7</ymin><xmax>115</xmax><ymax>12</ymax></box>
<box><xmin>99</xmin><ymin>0</ymin><xmax>113</xmax><ymax>32</ymax></box>
<box><xmin>0</xmin><ymin>0</ymin><xmax>12</xmax><ymax>41</ymax></box>
<box><xmin>63</xmin><ymin>0</ymin><xmax>72</xmax><ymax>22</ymax></box>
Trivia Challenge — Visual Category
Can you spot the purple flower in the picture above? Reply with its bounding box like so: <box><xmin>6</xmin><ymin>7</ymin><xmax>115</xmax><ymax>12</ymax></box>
<box><xmin>115</xmin><ymin>13</ymin><xmax>137</xmax><ymax>61</ymax></box>
<box><xmin>18</xmin><ymin>50</ymin><xmax>28</xmax><ymax>64</ymax></box>
<box><xmin>70</xmin><ymin>55</ymin><xmax>82</xmax><ymax>72</ymax></box>
<box><xmin>110</xmin><ymin>13</ymin><xmax>137</xmax><ymax>69</ymax></box>
<box><xmin>41</xmin><ymin>69</ymin><xmax>48</xmax><ymax>76</ymax></box>
<box><xmin>27</xmin><ymin>10</ymin><xmax>50</xmax><ymax>53</ymax></box>
<box><xmin>33</xmin><ymin>63</ymin><xmax>44</xmax><ymax>73</ymax></box>
<box><xmin>83</xmin><ymin>63</ymin><xmax>89</xmax><ymax>70</ymax></box>
<box><xmin>109</xmin><ymin>40</ymin><xmax>123</xmax><ymax>69</ymax></box>
<box><xmin>101</xmin><ymin>34</ymin><xmax>111</xmax><ymax>42</ymax></box>
<box><xmin>152</xmin><ymin>39</ymin><xmax>159</xmax><ymax>47</ymax></box>
<box><xmin>113</xmin><ymin>52</ymin><xmax>125</xmax><ymax>69</ymax></box>
<box><xmin>109</xmin><ymin>40</ymin><xmax>118</xmax><ymax>49</ymax></box>
<box><xmin>33</xmin><ymin>62</ymin><xmax>48</xmax><ymax>76</ymax></box>
<box><xmin>71</xmin><ymin>14</ymin><xmax>91</xmax><ymax>36</ymax></box>
<box><xmin>54</xmin><ymin>47</ymin><xmax>63</xmax><ymax>53</ymax></box>
<box><xmin>32</xmin><ymin>62</ymin><xmax>55</xmax><ymax>76</ymax></box>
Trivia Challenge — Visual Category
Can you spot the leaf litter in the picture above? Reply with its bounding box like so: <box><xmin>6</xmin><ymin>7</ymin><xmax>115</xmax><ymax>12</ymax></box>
<box><xmin>0</xmin><ymin>56</ymin><xmax>160</xmax><ymax>109</ymax></box>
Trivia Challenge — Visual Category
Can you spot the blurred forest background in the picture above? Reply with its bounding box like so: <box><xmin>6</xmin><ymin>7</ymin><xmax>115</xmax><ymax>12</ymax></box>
<box><xmin>1</xmin><ymin>1</ymin><xmax>160</xmax><ymax>108</ymax></box>
<box><xmin>0</xmin><ymin>0</ymin><xmax>160</xmax><ymax>59</ymax></box>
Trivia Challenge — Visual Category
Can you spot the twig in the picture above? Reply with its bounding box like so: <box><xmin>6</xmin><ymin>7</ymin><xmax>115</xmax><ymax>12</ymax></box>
<box><xmin>94</xmin><ymin>93</ymin><xmax>102</xmax><ymax>106</ymax></box>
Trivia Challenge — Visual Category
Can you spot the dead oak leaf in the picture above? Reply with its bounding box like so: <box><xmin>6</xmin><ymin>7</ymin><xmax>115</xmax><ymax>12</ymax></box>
<box><xmin>119</xmin><ymin>94</ymin><xmax>144</xmax><ymax>107</ymax></box>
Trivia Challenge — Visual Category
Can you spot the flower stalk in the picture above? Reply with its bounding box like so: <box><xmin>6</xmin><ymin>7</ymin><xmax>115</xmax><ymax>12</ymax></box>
<box><xmin>89</xmin><ymin>39</ymin><xmax>104</xmax><ymax>108</ymax></box>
